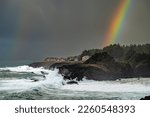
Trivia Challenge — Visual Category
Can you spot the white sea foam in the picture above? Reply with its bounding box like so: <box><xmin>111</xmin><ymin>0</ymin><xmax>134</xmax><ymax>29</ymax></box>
<box><xmin>0</xmin><ymin>66</ymin><xmax>64</xmax><ymax>91</ymax></box>
<box><xmin>0</xmin><ymin>65</ymin><xmax>150</xmax><ymax>93</ymax></box>
<box><xmin>0</xmin><ymin>65</ymin><xmax>49</xmax><ymax>75</ymax></box>
<box><xmin>61</xmin><ymin>78</ymin><xmax>150</xmax><ymax>93</ymax></box>
<box><xmin>40</xmin><ymin>69</ymin><xmax>64</xmax><ymax>87</ymax></box>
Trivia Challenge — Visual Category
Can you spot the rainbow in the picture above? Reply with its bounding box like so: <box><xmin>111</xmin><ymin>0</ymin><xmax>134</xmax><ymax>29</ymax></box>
<box><xmin>102</xmin><ymin>0</ymin><xmax>132</xmax><ymax>47</ymax></box>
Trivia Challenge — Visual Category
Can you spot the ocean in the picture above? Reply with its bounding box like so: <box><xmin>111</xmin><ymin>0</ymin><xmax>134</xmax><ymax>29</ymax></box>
<box><xmin>0</xmin><ymin>65</ymin><xmax>150</xmax><ymax>100</ymax></box>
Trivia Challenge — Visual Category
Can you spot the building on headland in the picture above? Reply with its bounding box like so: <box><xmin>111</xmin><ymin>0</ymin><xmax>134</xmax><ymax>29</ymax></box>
<box><xmin>44</xmin><ymin>55</ymin><xmax>90</xmax><ymax>62</ymax></box>
<box><xmin>44</xmin><ymin>57</ymin><xmax>67</xmax><ymax>62</ymax></box>
<box><xmin>81</xmin><ymin>56</ymin><xmax>90</xmax><ymax>61</ymax></box>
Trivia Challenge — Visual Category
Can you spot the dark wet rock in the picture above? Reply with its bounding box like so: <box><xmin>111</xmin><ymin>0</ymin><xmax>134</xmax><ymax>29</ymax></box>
<box><xmin>49</xmin><ymin>61</ymin><xmax>82</xmax><ymax>69</ymax></box>
<box><xmin>140</xmin><ymin>95</ymin><xmax>150</xmax><ymax>100</ymax></box>
<box><xmin>53</xmin><ymin>52</ymin><xmax>133</xmax><ymax>81</ymax></box>
<box><xmin>33</xmin><ymin>53</ymin><xmax>133</xmax><ymax>81</ymax></box>
<box><xmin>49</xmin><ymin>62</ymin><xmax>72</xmax><ymax>69</ymax></box>
<box><xmin>29</xmin><ymin>61</ymin><xmax>56</xmax><ymax>69</ymax></box>
<box><xmin>66</xmin><ymin>81</ymin><xmax>78</xmax><ymax>85</ymax></box>
<box><xmin>41</xmin><ymin>71</ymin><xmax>48</xmax><ymax>75</ymax></box>
<box><xmin>57</xmin><ymin>63</ymin><xmax>115</xmax><ymax>81</ymax></box>
<box><xmin>41</xmin><ymin>71</ymin><xmax>45</xmax><ymax>74</ymax></box>
<box><xmin>31</xmin><ymin>79</ymin><xmax>39</xmax><ymax>82</ymax></box>
<box><xmin>85</xmin><ymin>52</ymin><xmax>133</xmax><ymax>78</ymax></box>
<box><xmin>33</xmin><ymin>89</ymin><xmax>39</xmax><ymax>92</ymax></box>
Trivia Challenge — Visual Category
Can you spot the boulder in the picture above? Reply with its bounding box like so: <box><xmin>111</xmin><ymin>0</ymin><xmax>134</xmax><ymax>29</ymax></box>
<box><xmin>66</xmin><ymin>81</ymin><xmax>78</xmax><ymax>85</ymax></box>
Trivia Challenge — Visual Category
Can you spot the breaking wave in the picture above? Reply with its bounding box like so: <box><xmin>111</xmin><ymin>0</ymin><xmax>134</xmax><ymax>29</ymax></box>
<box><xmin>0</xmin><ymin>65</ymin><xmax>150</xmax><ymax>100</ymax></box>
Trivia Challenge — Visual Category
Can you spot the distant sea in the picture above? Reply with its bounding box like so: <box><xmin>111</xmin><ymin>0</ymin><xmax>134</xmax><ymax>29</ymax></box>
<box><xmin>0</xmin><ymin>65</ymin><xmax>150</xmax><ymax>100</ymax></box>
<box><xmin>0</xmin><ymin>60</ymin><xmax>33</xmax><ymax>67</ymax></box>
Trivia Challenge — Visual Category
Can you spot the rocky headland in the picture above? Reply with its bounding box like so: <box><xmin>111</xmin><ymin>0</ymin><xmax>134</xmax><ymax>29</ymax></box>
<box><xmin>29</xmin><ymin>44</ymin><xmax>150</xmax><ymax>81</ymax></box>
<box><xmin>29</xmin><ymin>44</ymin><xmax>150</xmax><ymax>100</ymax></box>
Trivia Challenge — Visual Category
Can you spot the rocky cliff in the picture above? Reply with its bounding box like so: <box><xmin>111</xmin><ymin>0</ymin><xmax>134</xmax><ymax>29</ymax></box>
<box><xmin>29</xmin><ymin>44</ymin><xmax>150</xmax><ymax>81</ymax></box>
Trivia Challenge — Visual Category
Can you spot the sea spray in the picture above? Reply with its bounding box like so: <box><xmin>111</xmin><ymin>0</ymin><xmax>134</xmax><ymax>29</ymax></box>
<box><xmin>0</xmin><ymin>66</ymin><xmax>64</xmax><ymax>91</ymax></box>
<box><xmin>0</xmin><ymin>65</ymin><xmax>150</xmax><ymax>100</ymax></box>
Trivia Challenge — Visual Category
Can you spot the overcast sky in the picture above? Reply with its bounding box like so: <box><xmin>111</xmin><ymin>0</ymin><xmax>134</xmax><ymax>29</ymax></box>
<box><xmin>0</xmin><ymin>0</ymin><xmax>150</xmax><ymax>64</ymax></box>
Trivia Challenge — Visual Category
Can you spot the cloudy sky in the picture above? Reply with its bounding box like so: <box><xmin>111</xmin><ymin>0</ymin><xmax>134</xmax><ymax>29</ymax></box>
<box><xmin>0</xmin><ymin>0</ymin><xmax>150</xmax><ymax>65</ymax></box>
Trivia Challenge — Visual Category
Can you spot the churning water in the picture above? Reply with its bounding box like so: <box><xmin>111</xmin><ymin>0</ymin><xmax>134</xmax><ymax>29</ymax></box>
<box><xmin>0</xmin><ymin>65</ymin><xmax>150</xmax><ymax>100</ymax></box>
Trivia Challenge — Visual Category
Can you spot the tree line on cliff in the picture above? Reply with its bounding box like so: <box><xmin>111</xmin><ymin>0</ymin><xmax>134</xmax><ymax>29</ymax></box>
<box><xmin>80</xmin><ymin>44</ymin><xmax>150</xmax><ymax>66</ymax></box>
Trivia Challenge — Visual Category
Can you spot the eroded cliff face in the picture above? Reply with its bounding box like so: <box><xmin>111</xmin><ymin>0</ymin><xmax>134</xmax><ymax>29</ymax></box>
<box><xmin>29</xmin><ymin>45</ymin><xmax>150</xmax><ymax>81</ymax></box>
<box><xmin>43</xmin><ymin>52</ymin><xmax>133</xmax><ymax>81</ymax></box>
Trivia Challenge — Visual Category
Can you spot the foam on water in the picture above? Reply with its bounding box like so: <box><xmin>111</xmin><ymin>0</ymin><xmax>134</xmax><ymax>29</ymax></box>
<box><xmin>61</xmin><ymin>78</ymin><xmax>150</xmax><ymax>93</ymax></box>
<box><xmin>0</xmin><ymin>65</ymin><xmax>150</xmax><ymax>94</ymax></box>
<box><xmin>0</xmin><ymin>66</ymin><xmax>64</xmax><ymax>91</ymax></box>
<box><xmin>0</xmin><ymin>65</ymin><xmax>49</xmax><ymax>75</ymax></box>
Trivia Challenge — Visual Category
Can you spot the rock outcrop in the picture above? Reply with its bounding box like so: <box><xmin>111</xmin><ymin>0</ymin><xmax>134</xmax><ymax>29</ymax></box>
<box><xmin>57</xmin><ymin>63</ymin><xmax>115</xmax><ymax>81</ymax></box>
<box><xmin>29</xmin><ymin>44</ymin><xmax>150</xmax><ymax>81</ymax></box>
<box><xmin>48</xmin><ymin>52</ymin><xmax>133</xmax><ymax>81</ymax></box>
<box><xmin>29</xmin><ymin>61</ymin><xmax>56</xmax><ymax>69</ymax></box>
<box><xmin>140</xmin><ymin>95</ymin><xmax>150</xmax><ymax>100</ymax></box>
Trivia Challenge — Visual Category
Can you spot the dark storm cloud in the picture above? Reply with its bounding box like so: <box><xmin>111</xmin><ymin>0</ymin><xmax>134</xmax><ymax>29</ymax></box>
<box><xmin>8</xmin><ymin>0</ymin><xmax>119</xmax><ymax>60</ymax></box>
<box><xmin>119</xmin><ymin>0</ymin><xmax>150</xmax><ymax>45</ymax></box>
<box><xmin>0</xmin><ymin>0</ymin><xmax>150</xmax><ymax>62</ymax></box>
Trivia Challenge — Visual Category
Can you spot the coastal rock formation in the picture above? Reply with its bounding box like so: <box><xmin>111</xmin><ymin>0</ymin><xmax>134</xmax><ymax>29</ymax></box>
<box><xmin>66</xmin><ymin>81</ymin><xmax>78</xmax><ymax>85</ymax></box>
<box><xmin>29</xmin><ymin>56</ymin><xmax>78</xmax><ymax>68</ymax></box>
<box><xmin>29</xmin><ymin>61</ymin><xmax>55</xmax><ymax>69</ymax></box>
<box><xmin>84</xmin><ymin>52</ymin><xmax>133</xmax><ymax>78</ymax></box>
<box><xmin>51</xmin><ymin>53</ymin><xmax>132</xmax><ymax>81</ymax></box>
<box><xmin>57</xmin><ymin>63</ymin><xmax>115</xmax><ymax>81</ymax></box>
<box><xmin>29</xmin><ymin>44</ymin><xmax>150</xmax><ymax>81</ymax></box>
<box><xmin>140</xmin><ymin>95</ymin><xmax>150</xmax><ymax>100</ymax></box>
<box><xmin>29</xmin><ymin>57</ymin><xmax>80</xmax><ymax>69</ymax></box>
